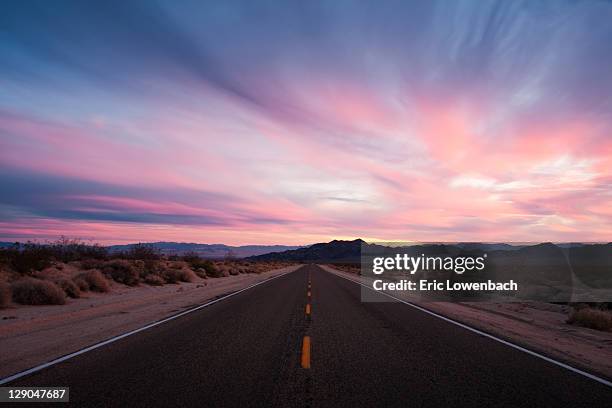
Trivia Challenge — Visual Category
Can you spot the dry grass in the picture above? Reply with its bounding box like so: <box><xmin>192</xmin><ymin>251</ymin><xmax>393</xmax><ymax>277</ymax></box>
<box><xmin>0</xmin><ymin>281</ymin><xmax>10</xmax><ymax>308</ymax></box>
<box><xmin>567</xmin><ymin>307</ymin><xmax>612</xmax><ymax>332</ymax></box>
<box><xmin>11</xmin><ymin>278</ymin><xmax>66</xmax><ymax>305</ymax></box>
<box><xmin>75</xmin><ymin>270</ymin><xmax>110</xmax><ymax>293</ymax></box>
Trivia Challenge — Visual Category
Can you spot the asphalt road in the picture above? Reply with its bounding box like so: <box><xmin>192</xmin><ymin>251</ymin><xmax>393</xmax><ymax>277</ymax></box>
<box><xmin>8</xmin><ymin>265</ymin><xmax>612</xmax><ymax>407</ymax></box>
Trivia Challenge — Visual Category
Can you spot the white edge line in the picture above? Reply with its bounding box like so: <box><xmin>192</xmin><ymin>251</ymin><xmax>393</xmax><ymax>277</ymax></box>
<box><xmin>0</xmin><ymin>267</ymin><xmax>300</xmax><ymax>385</ymax></box>
<box><xmin>325</xmin><ymin>268</ymin><xmax>612</xmax><ymax>389</ymax></box>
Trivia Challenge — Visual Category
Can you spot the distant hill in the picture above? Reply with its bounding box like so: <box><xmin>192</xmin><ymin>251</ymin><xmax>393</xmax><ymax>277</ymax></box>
<box><xmin>456</xmin><ymin>243</ymin><xmax>523</xmax><ymax>251</ymax></box>
<box><xmin>246</xmin><ymin>239</ymin><xmax>524</xmax><ymax>263</ymax></box>
<box><xmin>247</xmin><ymin>239</ymin><xmax>364</xmax><ymax>263</ymax></box>
<box><xmin>106</xmin><ymin>242</ymin><xmax>303</xmax><ymax>258</ymax></box>
<box><xmin>247</xmin><ymin>239</ymin><xmax>611</xmax><ymax>266</ymax></box>
<box><xmin>0</xmin><ymin>241</ymin><xmax>303</xmax><ymax>259</ymax></box>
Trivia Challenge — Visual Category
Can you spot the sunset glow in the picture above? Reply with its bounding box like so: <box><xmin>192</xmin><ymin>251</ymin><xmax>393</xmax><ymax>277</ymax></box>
<box><xmin>1</xmin><ymin>1</ymin><xmax>611</xmax><ymax>244</ymax></box>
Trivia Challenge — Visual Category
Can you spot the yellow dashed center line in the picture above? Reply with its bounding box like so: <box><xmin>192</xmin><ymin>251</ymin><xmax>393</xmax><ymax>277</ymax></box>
<box><xmin>305</xmin><ymin>303</ymin><xmax>311</xmax><ymax>315</ymax></box>
<box><xmin>301</xmin><ymin>336</ymin><xmax>311</xmax><ymax>369</ymax></box>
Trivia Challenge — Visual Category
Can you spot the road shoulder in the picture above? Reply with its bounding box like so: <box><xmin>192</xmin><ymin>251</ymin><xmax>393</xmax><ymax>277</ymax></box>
<box><xmin>319</xmin><ymin>264</ymin><xmax>612</xmax><ymax>381</ymax></box>
<box><xmin>0</xmin><ymin>265</ymin><xmax>302</xmax><ymax>378</ymax></box>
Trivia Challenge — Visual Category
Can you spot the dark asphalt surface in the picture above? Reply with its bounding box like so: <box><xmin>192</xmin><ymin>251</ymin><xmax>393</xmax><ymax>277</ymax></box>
<box><xmin>8</xmin><ymin>264</ymin><xmax>612</xmax><ymax>407</ymax></box>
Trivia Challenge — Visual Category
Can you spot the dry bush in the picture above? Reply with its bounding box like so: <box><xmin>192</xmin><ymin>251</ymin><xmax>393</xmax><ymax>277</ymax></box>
<box><xmin>33</xmin><ymin>266</ymin><xmax>67</xmax><ymax>282</ymax></box>
<box><xmin>179</xmin><ymin>268</ymin><xmax>197</xmax><ymax>282</ymax></box>
<box><xmin>80</xmin><ymin>259</ymin><xmax>105</xmax><ymax>270</ymax></box>
<box><xmin>567</xmin><ymin>307</ymin><xmax>612</xmax><ymax>332</ymax></box>
<box><xmin>56</xmin><ymin>278</ymin><xmax>81</xmax><ymax>298</ymax></box>
<box><xmin>160</xmin><ymin>268</ymin><xmax>180</xmax><ymax>284</ymax></box>
<box><xmin>75</xmin><ymin>270</ymin><xmax>110</xmax><ymax>293</ymax></box>
<box><xmin>121</xmin><ymin>243</ymin><xmax>160</xmax><ymax>261</ymax></box>
<box><xmin>0</xmin><ymin>281</ymin><xmax>10</xmax><ymax>308</ymax></box>
<box><xmin>103</xmin><ymin>260</ymin><xmax>140</xmax><ymax>286</ymax></box>
<box><xmin>161</xmin><ymin>267</ymin><xmax>196</xmax><ymax>283</ymax></box>
<box><xmin>199</xmin><ymin>261</ymin><xmax>221</xmax><ymax>278</ymax></box>
<box><xmin>0</xmin><ymin>239</ymin><xmax>109</xmax><ymax>275</ymax></box>
<box><xmin>144</xmin><ymin>274</ymin><xmax>164</xmax><ymax>286</ymax></box>
<box><xmin>11</xmin><ymin>278</ymin><xmax>66</xmax><ymax>305</ymax></box>
<box><xmin>210</xmin><ymin>264</ymin><xmax>230</xmax><ymax>278</ymax></box>
<box><xmin>73</xmin><ymin>276</ymin><xmax>89</xmax><ymax>291</ymax></box>
<box><xmin>4</xmin><ymin>243</ymin><xmax>54</xmax><ymax>274</ymax></box>
<box><xmin>193</xmin><ymin>268</ymin><xmax>207</xmax><ymax>279</ymax></box>
<box><xmin>168</xmin><ymin>261</ymin><xmax>188</xmax><ymax>270</ymax></box>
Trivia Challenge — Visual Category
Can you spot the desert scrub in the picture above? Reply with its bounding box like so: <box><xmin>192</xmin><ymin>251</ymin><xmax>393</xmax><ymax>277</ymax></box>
<box><xmin>182</xmin><ymin>253</ymin><xmax>220</xmax><ymax>278</ymax></box>
<box><xmin>55</xmin><ymin>278</ymin><xmax>81</xmax><ymax>298</ymax></box>
<box><xmin>75</xmin><ymin>270</ymin><xmax>110</xmax><ymax>293</ymax></box>
<box><xmin>0</xmin><ymin>281</ymin><xmax>10</xmax><ymax>308</ymax></box>
<box><xmin>11</xmin><ymin>278</ymin><xmax>66</xmax><ymax>305</ymax></box>
<box><xmin>103</xmin><ymin>260</ymin><xmax>139</xmax><ymax>286</ymax></box>
<box><xmin>144</xmin><ymin>274</ymin><xmax>165</xmax><ymax>286</ymax></box>
<box><xmin>161</xmin><ymin>267</ymin><xmax>196</xmax><ymax>283</ymax></box>
<box><xmin>80</xmin><ymin>258</ymin><xmax>105</xmax><ymax>270</ymax></box>
<box><xmin>73</xmin><ymin>276</ymin><xmax>90</xmax><ymax>291</ymax></box>
<box><xmin>567</xmin><ymin>307</ymin><xmax>612</xmax><ymax>332</ymax></box>
<box><xmin>206</xmin><ymin>263</ymin><xmax>227</xmax><ymax>278</ymax></box>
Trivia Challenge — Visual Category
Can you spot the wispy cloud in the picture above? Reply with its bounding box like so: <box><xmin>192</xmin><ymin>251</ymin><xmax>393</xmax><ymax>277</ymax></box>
<box><xmin>1</xmin><ymin>0</ymin><xmax>611</xmax><ymax>244</ymax></box>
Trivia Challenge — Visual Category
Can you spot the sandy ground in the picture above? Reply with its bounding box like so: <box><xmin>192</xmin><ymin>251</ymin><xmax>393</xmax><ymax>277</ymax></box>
<box><xmin>320</xmin><ymin>265</ymin><xmax>612</xmax><ymax>380</ymax></box>
<box><xmin>0</xmin><ymin>265</ymin><xmax>301</xmax><ymax>378</ymax></box>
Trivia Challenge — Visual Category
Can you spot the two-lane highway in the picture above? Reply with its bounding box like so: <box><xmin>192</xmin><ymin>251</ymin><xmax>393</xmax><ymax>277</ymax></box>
<box><xmin>7</xmin><ymin>265</ymin><xmax>612</xmax><ymax>407</ymax></box>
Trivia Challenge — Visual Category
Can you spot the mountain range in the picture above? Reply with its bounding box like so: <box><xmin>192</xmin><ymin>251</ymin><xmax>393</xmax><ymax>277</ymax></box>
<box><xmin>0</xmin><ymin>241</ymin><xmax>303</xmax><ymax>259</ymax></box>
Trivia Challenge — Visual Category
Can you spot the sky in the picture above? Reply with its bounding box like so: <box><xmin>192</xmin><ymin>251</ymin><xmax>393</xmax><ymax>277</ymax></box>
<box><xmin>1</xmin><ymin>0</ymin><xmax>611</xmax><ymax>245</ymax></box>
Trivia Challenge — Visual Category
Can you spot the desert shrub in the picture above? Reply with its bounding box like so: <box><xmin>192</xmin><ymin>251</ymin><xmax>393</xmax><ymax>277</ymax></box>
<box><xmin>32</xmin><ymin>266</ymin><xmax>64</xmax><ymax>281</ymax></box>
<box><xmin>169</xmin><ymin>261</ymin><xmax>187</xmax><ymax>269</ymax></box>
<box><xmin>179</xmin><ymin>268</ymin><xmax>197</xmax><ymax>282</ymax></box>
<box><xmin>193</xmin><ymin>268</ymin><xmax>207</xmax><ymax>279</ymax></box>
<box><xmin>122</xmin><ymin>244</ymin><xmax>160</xmax><ymax>261</ymax></box>
<box><xmin>183</xmin><ymin>252</ymin><xmax>220</xmax><ymax>277</ymax></box>
<box><xmin>75</xmin><ymin>270</ymin><xmax>110</xmax><ymax>293</ymax></box>
<box><xmin>567</xmin><ymin>307</ymin><xmax>612</xmax><ymax>332</ymax></box>
<box><xmin>56</xmin><ymin>278</ymin><xmax>81</xmax><ymax>298</ymax></box>
<box><xmin>144</xmin><ymin>274</ymin><xmax>165</xmax><ymax>286</ymax></box>
<box><xmin>140</xmin><ymin>259</ymin><xmax>164</xmax><ymax>278</ymax></box>
<box><xmin>5</xmin><ymin>243</ymin><xmax>54</xmax><ymax>274</ymax></box>
<box><xmin>161</xmin><ymin>268</ymin><xmax>196</xmax><ymax>283</ymax></box>
<box><xmin>103</xmin><ymin>260</ymin><xmax>140</xmax><ymax>286</ymax></box>
<box><xmin>80</xmin><ymin>258</ymin><xmax>105</xmax><ymax>270</ymax></box>
<box><xmin>49</xmin><ymin>237</ymin><xmax>108</xmax><ymax>262</ymax></box>
<box><xmin>204</xmin><ymin>262</ymin><xmax>224</xmax><ymax>278</ymax></box>
<box><xmin>0</xmin><ymin>239</ymin><xmax>109</xmax><ymax>275</ymax></box>
<box><xmin>0</xmin><ymin>281</ymin><xmax>10</xmax><ymax>308</ymax></box>
<box><xmin>11</xmin><ymin>278</ymin><xmax>66</xmax><ymax>305</ymax></box>
<box><xmin>73</xmin><ymin>277</ymin><xmax>89</xmax><ymax>291</ymax></box>
<box><xmin>161</xmin><ymin>268</ymin><xmax>181</xmax><ymax>283</ymax></box>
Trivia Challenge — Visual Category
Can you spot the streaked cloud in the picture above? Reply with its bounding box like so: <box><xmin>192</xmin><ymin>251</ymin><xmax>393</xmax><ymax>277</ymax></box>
<box><xmin>1</xmin><ymin>0</ymin><xmax>611</xmax><ymax>244</ymax></box>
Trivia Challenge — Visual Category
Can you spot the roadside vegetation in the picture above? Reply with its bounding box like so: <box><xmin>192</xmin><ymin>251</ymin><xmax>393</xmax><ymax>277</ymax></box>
<box><xmin>567</xmin><ymin>304</ymin><xmax>612</xmax><ymax>332</ymax></box>
<box><xmin>0</xmin><ymin>238</ymin><xmax>292</xmax><ymax>308</ymax></box>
